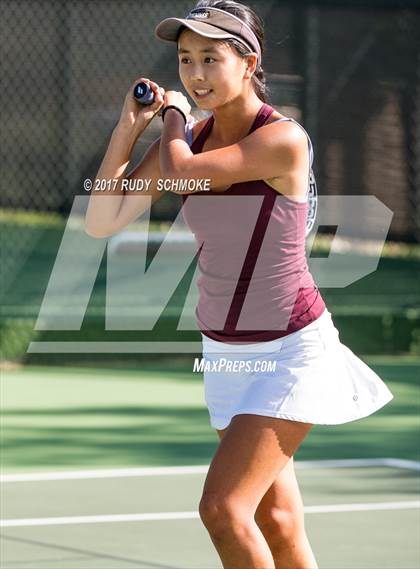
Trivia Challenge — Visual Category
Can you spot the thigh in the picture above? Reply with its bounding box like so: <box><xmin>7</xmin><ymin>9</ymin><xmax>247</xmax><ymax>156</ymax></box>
<box><xmin>203</xmin><ymin>413</ymin><xmax>313</xmax><ymax>515</ymax></box>
<box><xmin>216</xmin><ymin>423</ymin><xmax>305</xmax><ymax>521</ymax></box>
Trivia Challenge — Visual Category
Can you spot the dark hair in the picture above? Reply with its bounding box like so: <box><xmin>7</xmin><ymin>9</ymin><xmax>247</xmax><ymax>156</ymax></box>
<box><xmin>181</xmin><ymin>0</ymin><xmax>269</xmax><ymax>103</ymax></box>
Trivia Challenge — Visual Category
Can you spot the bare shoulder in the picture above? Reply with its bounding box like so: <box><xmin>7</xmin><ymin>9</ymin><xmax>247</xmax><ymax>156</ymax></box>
<box><xmin>261</xmin><ymin>113</ymin><xmax>307</xmax><ymax>147</ymax></box>
<box><xmin>260</xmin><ymin>112</ymin><xmax>310</xmax><ymax>201</ymax></box>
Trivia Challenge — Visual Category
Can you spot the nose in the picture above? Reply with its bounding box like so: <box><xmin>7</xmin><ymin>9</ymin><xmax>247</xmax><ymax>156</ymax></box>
<box><xmin>189</xmin><ymin>65</ymin><xmax>205</xmax><ymax>82</ymax></box>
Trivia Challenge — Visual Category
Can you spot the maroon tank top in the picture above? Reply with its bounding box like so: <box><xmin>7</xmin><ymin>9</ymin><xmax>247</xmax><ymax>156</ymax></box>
<box><xmin>181</xmin><ymin>102</ymin><xmax>326</xmax><ymax>343</ymax></box>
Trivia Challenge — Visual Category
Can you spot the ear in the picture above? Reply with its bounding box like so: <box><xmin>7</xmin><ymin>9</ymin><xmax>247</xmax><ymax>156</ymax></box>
<box><xmin>243</xmin><ymin>53</ymin><xmax>258</xmax><ymax>79</ymax></box>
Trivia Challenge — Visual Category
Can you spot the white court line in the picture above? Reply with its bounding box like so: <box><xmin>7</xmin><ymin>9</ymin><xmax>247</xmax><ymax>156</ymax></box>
<box><xmin>380</xmin><ymin>458</ymin><xmax>420</xmax><ymax>471</ymax></box>
<box><xmin>1</xmin><ymin>501</ymin><xmax>419</xmax><ymax>528</ymax></box>
<box><xmin>0</xmin><ymin>465</ymin><xmax>209</xmax><ymax>482</ymax></box>
<box><xmin>1</xmin><ymin>458</ymin><xmax>419</xmax><ymax>483</ymax></box>
<box><xmin>296</xmin><ymin>458</ymin><xmax>420</xmax><ymax>471</ymax></box>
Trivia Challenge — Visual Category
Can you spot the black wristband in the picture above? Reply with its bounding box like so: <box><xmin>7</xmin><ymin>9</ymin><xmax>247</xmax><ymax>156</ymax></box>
<box><xmin>161</xmin><ymin>105</ymin><xmax>187</xmax><ymax>125</ymax></box>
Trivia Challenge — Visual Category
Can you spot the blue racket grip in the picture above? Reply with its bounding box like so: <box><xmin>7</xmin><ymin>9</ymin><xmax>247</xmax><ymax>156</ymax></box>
<box><xmin>133</xmin><ymin>82</ymin><xmax>154</xmax><ymax>105</ymax></box>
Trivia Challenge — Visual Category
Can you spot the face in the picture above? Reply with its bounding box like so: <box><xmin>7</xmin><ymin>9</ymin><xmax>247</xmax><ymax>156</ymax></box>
<box><xmin>177</xmin><ymin>28</ymin><xmax>255</xmax><ymax>110</ymax></box>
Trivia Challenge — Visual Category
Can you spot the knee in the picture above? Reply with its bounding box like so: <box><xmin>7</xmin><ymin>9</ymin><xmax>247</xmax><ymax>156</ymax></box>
<box><xmin>199</xmin><ymin>493</ymin><xmax>249</xmax><ymax>534</ymax></box>
<box><xmin>256</xmin><ymin>506</ymin><xmax>305</xmax><ymax>543</ymax></box>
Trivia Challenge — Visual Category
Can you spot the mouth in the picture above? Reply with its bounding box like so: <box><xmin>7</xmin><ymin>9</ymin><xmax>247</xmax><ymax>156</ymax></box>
<box><xmin>193</xmin><ymin>89</ymin><xmax>213</xmax><ymax>98</ymax></box>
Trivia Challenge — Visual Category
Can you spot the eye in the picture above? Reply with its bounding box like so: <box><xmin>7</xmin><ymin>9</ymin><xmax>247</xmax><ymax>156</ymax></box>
<box><xmin>204</xmin><ymin>57</ymin><xmax>215</xmax><ymax>63</ymax></box>
<box><xmin>180</xmin><ymin>57</ymin><xmax>191</xmax><ymax>64</ymax></box>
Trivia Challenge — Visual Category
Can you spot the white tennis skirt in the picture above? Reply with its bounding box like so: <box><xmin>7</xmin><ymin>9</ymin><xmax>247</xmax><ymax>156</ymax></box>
<box><xmin>200</xmin><ymin>308</ymin><xmax>394</xmax><ymax>429</ymax></box>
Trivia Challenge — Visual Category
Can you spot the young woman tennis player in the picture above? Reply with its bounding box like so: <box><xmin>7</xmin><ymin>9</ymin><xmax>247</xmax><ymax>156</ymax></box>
<box><xmin>85</xmin><ymin>0</ymin><xmax>394</xmax><ymax>566</ymax></box>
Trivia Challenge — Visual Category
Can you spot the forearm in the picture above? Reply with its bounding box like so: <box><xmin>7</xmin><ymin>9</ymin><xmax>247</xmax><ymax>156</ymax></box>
<box><xmin>84</xmin><ymin>124</ymin><xmax>143</xmax><ymax>236</ymax></box>
<box><xmin>159</xmin><ymin>109</ymin><xmax>192</xmax><ymax>180</ymax></box>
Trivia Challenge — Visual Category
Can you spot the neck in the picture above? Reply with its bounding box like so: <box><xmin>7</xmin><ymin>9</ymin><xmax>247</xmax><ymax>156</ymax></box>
<box><xmin>210</xmin><ymin>93</ymin><xmax>266</xmax><ymax>144</ymax></box>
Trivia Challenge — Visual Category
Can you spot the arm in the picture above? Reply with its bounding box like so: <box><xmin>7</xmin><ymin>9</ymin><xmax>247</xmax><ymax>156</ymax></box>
<box><xmin>160</xmin><ymin>111</ymin><xmax>309</xmax><ymax>195</ymax></box>
<box><xmin>84</xmin><ymin>124</ymin><xmax>140</xmax><ymax>238</ymax></box>
<box><xmin>103</xmin><ymin>135</ymin><xmax>166</xmax><ymax>237</ymax></box>
<box><xmin>84</xmin><ymin>76</ymin><xmax>166</xmax><ymax>238</ymax></box>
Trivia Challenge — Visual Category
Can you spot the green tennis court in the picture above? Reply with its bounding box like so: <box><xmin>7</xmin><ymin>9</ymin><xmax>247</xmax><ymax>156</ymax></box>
<box><xmin>1</xmin><ymin>356</ymin><xmax>419</xmax><ymax>568</ymax></box>
<box><xmin>1</xmin><ymin>463</ymin><xmax>419</xmax><ymax>569</ymax></box>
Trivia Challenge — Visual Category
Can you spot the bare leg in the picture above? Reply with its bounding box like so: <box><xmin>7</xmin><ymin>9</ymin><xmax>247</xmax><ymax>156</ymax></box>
<box><xmin>199</xmin><ymin>413</ymin><xmax>314</xmax><ymax>569</ymax></box>
<box><xmin>253</xmin><ymin>458</ymin><xmax>318</xmax><ymax>568</ymax></box>
<box><xmin>216</xmin><ymin>428</ymin><xmax>318</xmax><ymax>569</ymax></box>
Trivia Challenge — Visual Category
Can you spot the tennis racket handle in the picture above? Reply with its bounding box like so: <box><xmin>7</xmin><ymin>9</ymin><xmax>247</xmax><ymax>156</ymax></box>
<box><xmin>133</xmin><ymin>82</ymin><xmax>155</xmax><ymax>105</ymax></box>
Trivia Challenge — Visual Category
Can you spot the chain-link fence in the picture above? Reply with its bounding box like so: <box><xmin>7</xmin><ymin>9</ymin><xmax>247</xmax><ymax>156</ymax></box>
<box><xmin>1</xmin><ymin>0</ymin><xmax>419</xmax><ymax>241</ymax></box>
<box><xmin>1</xmin><ymin>0</ymin><xmax>419</xmax><ymax>364</ymax></box>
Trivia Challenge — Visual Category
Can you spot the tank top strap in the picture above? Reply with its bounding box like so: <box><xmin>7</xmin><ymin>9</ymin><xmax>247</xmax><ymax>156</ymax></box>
<box><xmin>190</xmin><ymin>115</ymin><xmax>214</xmax><ymax>153</ymax></box>
<box><xmin>249</xmin><ymin>102</ymin><xmax>275</xmax><ymax>132</ymax></box>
